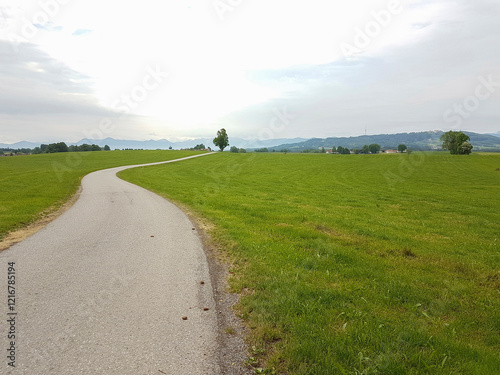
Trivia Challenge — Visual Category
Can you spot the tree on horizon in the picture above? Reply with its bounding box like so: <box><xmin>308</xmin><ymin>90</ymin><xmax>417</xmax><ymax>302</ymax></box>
<box><xmin>440</xmin><ymin>131</ymin><xmax>473</xmax><ymax>155</ymax></box>
<box><xmin>213</xmin><ymin>128</ymin><xmax>229</xmax><ymax>151</ymax></box>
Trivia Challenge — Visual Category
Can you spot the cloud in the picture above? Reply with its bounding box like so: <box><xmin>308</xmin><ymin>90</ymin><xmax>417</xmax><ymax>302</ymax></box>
<box><xmin>221</xmin><ymin>1</ymin><xmax>500</xmax><ymax>139</ymax></box>
<box><xmin>34</xmin><ymin>22</ymin><xmax>62</xmax><ymax>32</ymax></box>
<box><xmin>0</xmin><ymin>40</ymin><xmax>152</xmax><ymax>143</ymax></box>
<box><xmin>0</xmin><ymin>0</ymin><xmax>499</xmax><ymax>143</ymax></box>
<box><xmin>0</xmin><ymin>40</ymin><xmax>107</xmax><ymax>115</ymax></box>
<box><xmin>72</xmin><ymin>29</ymin><xmax>92</xmax><ymax>36</ymax></box>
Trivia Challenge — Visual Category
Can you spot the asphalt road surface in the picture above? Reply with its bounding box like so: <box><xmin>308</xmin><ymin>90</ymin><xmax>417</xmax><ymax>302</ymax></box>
<box><xmin>0</xmin><ymin>153</ymin><xmax>228</xmax><ymax>374</ymax></box>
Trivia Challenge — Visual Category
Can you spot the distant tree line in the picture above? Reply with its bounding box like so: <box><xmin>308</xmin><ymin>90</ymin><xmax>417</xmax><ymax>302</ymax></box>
<box><xmin>32</xmin><ymin>142</ymin><xmax>111</xmax><ymax>154</ymax></box>
<box><xmin>292</xmin><ymin>144</ymin><xmax>408</xmax><ymax>154</ymax></box>
<box><xmin>182</xmin><ymin>144</ymin><xmax>212</xmax><ymax>151</ymax></box>
<box><xmin>336</xmin><ymin>146</ymin><xmax>351</xmax><ymax>154</ymax></box>
<box><xmin>332</xmin><ymin>144</ymin><xmax>381</xmax><ymax>154</ymax></box>
<box><xmin>230</xmin><ymin>146</ymin><xmax>247</xmax><ymax>153</ymax></box>
<box><xmin>254</xmin><ymin>147</ymin><xmax>269</xmax><ymax>153</ymax></box>
<box><xmin>354</xmin><ymin>144</ymin><xmax>381</xmax><ymax>154</ymax></box>
<box><xmin>193</xmin><ymin>144</ymin><xmax>206</xmax><ymax>150</ymax></box>
<box><xmin>301</xmin><ymin>148</ymin><xmax>328</xmax><ymax>154</ymax></box>
<box><xmin>0</xmin><ymin>148</ymin><xmax>33</xmax><ymax>156</ymax></box>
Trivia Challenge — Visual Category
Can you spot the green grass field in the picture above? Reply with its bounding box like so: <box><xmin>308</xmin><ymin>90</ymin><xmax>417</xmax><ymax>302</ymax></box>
<box><xmin>119</xmin><ymin>152</ymin><xmax>500</xmax><ymax>374</ymax></box>
<box><xmin>0</xmin><ymin>150</ymin><xmax>202</xmax><ymax>240</ymax></box>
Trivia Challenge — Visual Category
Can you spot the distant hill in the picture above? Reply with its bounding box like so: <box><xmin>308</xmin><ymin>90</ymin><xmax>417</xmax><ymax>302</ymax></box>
<box><xmin>268</xmin><ymin>131</ymin><xmax>500</xmax><ymax>152</ymax></box>
<box><xmin>486</xmin><ymin>131</ymin><xmax>500</xmax><ymax>138</ymax></box>
<box><xmin>1</xmin><ymin>132</ymin><xmax>499</xmax><ymax>152</ymax></box>
<box><xmin>72</xmin><ymin>137</ymin><xmax>307</xmax><ymax>150</ymax></box>
<box><xmin>0</xmin><ymin>141</ymin><xmax>40</xmax><ymax>149</ymax></box>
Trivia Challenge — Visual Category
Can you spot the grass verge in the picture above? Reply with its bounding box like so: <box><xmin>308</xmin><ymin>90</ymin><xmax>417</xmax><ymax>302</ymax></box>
<box><xmin>0</xmin><ymin>150</ymin><xmax>203</xmax><ymax>243</ymax></box>
<box><xmin>120</xmin><ymin>152</ymin><xmax>500</xmax><ymax>374</ymax></box>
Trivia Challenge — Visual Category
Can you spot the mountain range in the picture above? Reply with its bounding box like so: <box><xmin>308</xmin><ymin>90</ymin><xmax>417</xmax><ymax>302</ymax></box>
<box><xmin>0</xmin><ymin>137</ymin><xmax>308</xmax><ymax>150</ymax></box>
<box><xmin>267</xmin><ymin>131</ymin><xmax>500</xmax><ymax>152</ymax></box>
<box><xmin>1</xmin><ymin>131</ymin><xmax>499</xmax><ymax>152</ymax></box>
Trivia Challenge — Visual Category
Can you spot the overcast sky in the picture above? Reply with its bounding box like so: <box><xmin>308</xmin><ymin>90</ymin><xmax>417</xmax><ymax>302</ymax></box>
<box><xmin>0</xmin><ymin>0</ymin><xmax>499</xmax><ymax>143</ymax></box>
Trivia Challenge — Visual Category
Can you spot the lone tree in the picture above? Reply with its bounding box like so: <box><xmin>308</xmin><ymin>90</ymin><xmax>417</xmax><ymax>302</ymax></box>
<box><xmin>440</xmin><ymin>131</ymin><xmax>473</xmax><ymax>155</ymax></box>
<box><xmin>193</xmin><ymin>144</ymin><xmax>205</xmax><ymax>150</ymax></box>
<box><xmin>213</xmin><ymin>128</ymin><xmax>229</xmax><ymax>151</ymax></box>
<box><xmin>46</xmin><ymin>142</ymin><xmax>69</xmax><ymax>153</ymax></box>
<box><xmin>369</xmin><ymin>144</ymin><xmax>381</xmax><ymax>154</ymax></box>
<box><xmin>398</xmin><ymin>144</ymin><xmax>407</xmax><ymax>153</ymax></box>
<box><xmin>460</xmin><ymin>141</ymin><xmax>473</xmax><ymax>155</ymax></box>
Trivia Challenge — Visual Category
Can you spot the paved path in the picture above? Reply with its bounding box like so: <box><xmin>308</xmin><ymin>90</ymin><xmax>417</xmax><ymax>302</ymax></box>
<box><xmin>0</xmin><ymin>153</ymin><xmax>222</xmax><ymax>374</ymax></box>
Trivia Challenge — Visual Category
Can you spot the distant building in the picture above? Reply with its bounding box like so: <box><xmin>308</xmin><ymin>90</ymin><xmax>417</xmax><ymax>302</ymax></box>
<box><xmin>384</xmin><ymin>149</ymin><xmax>398</xmax><ymax>154</ymax></box>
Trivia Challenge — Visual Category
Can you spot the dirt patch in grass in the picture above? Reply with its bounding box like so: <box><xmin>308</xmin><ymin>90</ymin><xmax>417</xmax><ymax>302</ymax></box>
<box><xmin>0</xmin><ymin>187</ymin><xmax>82</xmax><ymax>252</ymax></box>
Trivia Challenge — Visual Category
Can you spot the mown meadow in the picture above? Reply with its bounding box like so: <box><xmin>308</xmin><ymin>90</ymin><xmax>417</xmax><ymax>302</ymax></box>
<box><xmin>0</xmin><ymin>150</ymin><xmax>201</xmax><ymax>240</ymax></box>
<box><xmin>120</xmin><ymin>152</ymin><xmax>500</xmax><ymax>374</ymax></box>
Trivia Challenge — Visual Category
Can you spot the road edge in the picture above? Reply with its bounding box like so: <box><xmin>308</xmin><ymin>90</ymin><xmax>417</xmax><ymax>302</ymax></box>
<box><xmin>116</xmin><ymin>154</ymin><xmax>253</xmax><ymax>374</ymax></box>
<box><xmin>174</xmin><ymin>205</ymin><xmax>253</xmax><ymax>375</ymax></box>
<box><xmin>0</xmin><ymin>186</ymin><xmax>82</xmax><ymax>252</ymax></box>
<box><xmin>0</xmin><ymin>153</ymin><xmax>213</xmax><ymax>252</ymax></box>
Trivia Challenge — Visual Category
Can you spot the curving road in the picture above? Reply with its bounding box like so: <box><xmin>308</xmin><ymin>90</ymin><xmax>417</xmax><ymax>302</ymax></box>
<box><xmin>0</xmin><ymin>153</ymin><xmax>225</xmax><ymax>374</ymax></box>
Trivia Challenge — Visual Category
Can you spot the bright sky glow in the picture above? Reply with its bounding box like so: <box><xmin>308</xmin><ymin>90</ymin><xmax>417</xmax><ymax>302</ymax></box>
<box><xmin>0</xmin><ymin>0</ymin><xmax>499</xmax><ymax>143</ymax></box>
